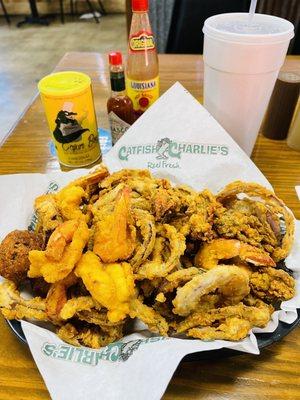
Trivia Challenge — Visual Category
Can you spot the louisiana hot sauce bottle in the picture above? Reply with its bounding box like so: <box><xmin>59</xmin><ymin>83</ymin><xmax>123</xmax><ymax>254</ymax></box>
<box><xmin>107</xmin><ymin>52</ymin><xmax>134</xmax><ymax>144</ymax></box>
<box><xmin>126</xmin><ymin>0</ymin><xmax>159</xmax><ymax>118</ymax></box>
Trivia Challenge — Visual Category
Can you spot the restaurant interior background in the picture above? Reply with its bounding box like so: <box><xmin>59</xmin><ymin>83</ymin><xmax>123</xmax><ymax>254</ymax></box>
<box><xmin>0</xmin><ymin>0</ymin><xmax>299</xmax><ymax>144</ymax></box>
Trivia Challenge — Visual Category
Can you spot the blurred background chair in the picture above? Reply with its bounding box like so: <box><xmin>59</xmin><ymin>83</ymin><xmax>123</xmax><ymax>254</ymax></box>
<box><xmin>60</xmin><ymin>0</ymin><xmax>106</xmax><ymax>24</ymax></box>
<box><xmin>166</xmin><ymin>0</ymin><xmax>249</xmax><ymax>53</ymax></box>
<box><xmin>0</xmin><ymin>0</ymin><xmax>10</xmax><ymax>24</ymax></box>
<box><xmin>256</xmin><ymin>0</ymin><xmax>299</xmax><ymax>54</ymax></box>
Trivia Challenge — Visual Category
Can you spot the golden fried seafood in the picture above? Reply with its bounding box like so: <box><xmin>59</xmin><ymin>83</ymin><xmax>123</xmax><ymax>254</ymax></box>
<box><xmin>183</xmin><ymin>189</ymin><xmax>221</xmax><ymax>241</ymax></box>
<box><xmin>187</xmin><ymin>318</ymin><xmax>251</xmax><ymax>341</ymax></box>
<box><xmin>70</xmin><ymin>165</ymin><xmax>109</xmax><ymax>189</ymax></box>
<box><xmin>173</xmin><ymin>265</ymin><xmax>250</xmax><ymax>316</ymax></box>
<box><xmin>137</xmin><ymin>224</ymin><xmax>186</xmax><ymax>279</ymax></box>
<box><xmin>216</xmin><ymin>181</ymin><xmax>295</xmax><ymax>261</ymax></box>
<box><xmin>93</xmin><ymin>187</ymin><xmax>136</xmax><ymax>263</ymax></box>
<box><xmin>59</xmin><ymin>296</ymin><xmax>96</xmax><ymax>320</ymax></box>
<box><xmin>175</xmin><ymin>302</ymin><xmax>273</xmax><ymax>335</ymax></box>
<box><xmin>163</xmin><ymin>188</ymin><xmax>220</xmax><ymax>242</ymax></box>
<box><xmin>130</xmin><ymin>298</ymin><xmax>169</xmax><ymax>336</ymax></box>
<box><xmin>45</xmin><ymin>273</ymin><xmax>78</xmax><ymax>322</ymax></box>
<box><xmin>100</xmin><ymin>169</ymin><xmax>163</xmax><ymax>198</ymax></box>
<box><xmin>34</xmin><ymin>194</ymin><xmax>63</xmax><ymax>232</ymax></box>
<box><xmin>57</xmin><ymin>166</ymin><xmax>108</xmax><ymax>218</ymax></box>
<box><xmin>56</xmin><ymin>185</ymin><xmax>87</xmax><ymax>222</ymax></box>
<box><xmin>158</xmin><ymin>267</ymin><xmax>201</xmax><ymax>294</ymax></box>
<box><xmin>195</xmin><ymin>239</ymin><xmax>276</xmax><ymax>270</ymax></box>
<box><xmin>152</xmin><ymin>187</ymin><xmax>181</xmax><ymax>220</ymax></box>
<box><xmin>0</xmin><ymin>169</ymin><xmax>297</xmax><ymax>347</ymax></box>
<box><xmin>0</xmin><ymin>230</ymin><xmax>44</xmax><ymax>285</ymax></box>
<box><xmin>0</xmin><ymin>280</ymin><xmax>47</xmax><ymax>321</ymax></box>
<box><xmin>75</xmin><ymin>251</ymin><xmax>135</xmax><ymax>323</ymax></box>
<box><xmin>45</xmin><ymin>220</ymin><xmax>80</xmax><ymax>261</ymax></box>
<box><xmin>176</xmin><ymin>302</ymin><xmax>273</xmax><ymax>341</ymax></box>
<box><xmin>130</xmin><ymin>209</ymin><xmax>156</xmax><ymax>271</ymax></box>
<box><xmin>57</xmin><ymin>322</ymin><xmax>123</xmax><ymax>349</ymax></box>
<box><xmin>250</xmin><ymin>267</ymin><xmax>295</xmax><ymax>302</ymax></box>
<box><xmin>28</xmin><ymin>219</ymin><xmax>89</xmax><ymax>283</ymax></box>
<box><xmin>34</xmin><ymin>167</ymin><xmax>108</xmax><ymax>233</ymax></box>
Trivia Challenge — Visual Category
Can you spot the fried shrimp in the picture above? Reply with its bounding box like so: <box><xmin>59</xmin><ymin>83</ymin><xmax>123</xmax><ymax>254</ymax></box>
<box><xmin>173</xmin><ymin>265</ymin><xmax>250</xmax><ymax>316</ymax></box>
<box><xmin>45</xmin><ymin>272</ymin><xmax>78</xmax><ymax>322</ymax></box>
<box><xmin>28</xmin><ymin>219</ymin><xmax>89</xmax><ymax>282</ymax></box>
<box><xmin>195</xmin><ymin>239</ymin><xmax>276</xmax><ymax>270</ymax></box>
<box><xmin>93</xmin><ymin>187</ymin><xmax>136</xmax><ymax>263</ymax></box>
<box><xmin>45</xmin><ymin>220</ymin><xmax>80</xmax><ymax>261</ymax></box>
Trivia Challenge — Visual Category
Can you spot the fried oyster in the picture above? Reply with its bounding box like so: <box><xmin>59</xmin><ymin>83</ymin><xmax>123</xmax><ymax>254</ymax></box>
<box><xmin>0</xmin><ymin>169</ymin><xmax>296</xmax><ymax>346</ymax></box>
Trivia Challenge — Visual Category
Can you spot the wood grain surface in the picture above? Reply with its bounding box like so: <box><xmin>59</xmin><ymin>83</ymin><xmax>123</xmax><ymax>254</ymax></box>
<box><xmin>0</xmin><ymin>53</ymin><xmax>299</xmax><ymax>400</ymax></box>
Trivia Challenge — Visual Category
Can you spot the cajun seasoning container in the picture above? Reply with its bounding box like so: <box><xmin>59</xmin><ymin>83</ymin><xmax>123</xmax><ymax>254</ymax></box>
<box><xmin>107</xmin><ymin>52</ymin><xmax>135</xmax><ymax>144</ymax></box>
<box><xmin>38</xmin><ymin>71</ymin><xmax>101</xmax><ymax>167</ymax></box>
<box><xmin>126</xmin><ymin>0</ymin><xmax>159</xmax><ymax>118</ymax></box>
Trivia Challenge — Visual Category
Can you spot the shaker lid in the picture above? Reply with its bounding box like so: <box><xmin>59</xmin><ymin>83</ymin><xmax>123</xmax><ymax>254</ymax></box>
<box><xmin>38</xmin><ymin>71</ymin><xmax>91</xmax><ymax>97</ymax></box>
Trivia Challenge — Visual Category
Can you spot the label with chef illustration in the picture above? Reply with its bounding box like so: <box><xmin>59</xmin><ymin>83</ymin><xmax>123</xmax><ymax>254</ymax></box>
<box><xmin>129</xmin><ymin>30</ymin><xmax>156</xmax><ymax>52</ymax></box>
<box><xmin>40</xmin><ymin>89</ymin><xmax>101</xmax><ymax>167</ymax></box>
<box><xmin>126</xmin><ymin>77</ymin><xmax>159</xmax><ymax>115</ymax></box>
<box><xmin>108</xmin><ymin>111</ymin><xmax>131</xmax><ymax>144</ymax></box>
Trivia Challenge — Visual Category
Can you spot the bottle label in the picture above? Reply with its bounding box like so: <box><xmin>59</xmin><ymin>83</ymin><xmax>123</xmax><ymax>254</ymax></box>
<box><xmin>126</xmin><ymin>76</ymin><xmax>159</xmax><ymax>114</ymax></box>
<box><xmin>110</xmin><ymin>71</ymin><xmax>125</xmax><ymax>92</ymax></box>
<box><xmin>129</xmin><ymin>30</ymin><xmax>156</xmax><ymax>52</ymax></box>
<box><xmin>109</xmin><ymin>111</ymin><xmax>131</xmax><ymax>144</ymax></box>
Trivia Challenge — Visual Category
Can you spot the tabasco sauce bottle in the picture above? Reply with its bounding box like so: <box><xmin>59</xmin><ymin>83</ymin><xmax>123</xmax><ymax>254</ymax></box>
<box><xmin>107</xmin><ymin>52</ymin><xmax>134</xmax><ymax>144</ymax></box>
<box><xmin>126</xmin><ymin>0</ymin><xmax>159</xmax><ymax>118</ymax></box>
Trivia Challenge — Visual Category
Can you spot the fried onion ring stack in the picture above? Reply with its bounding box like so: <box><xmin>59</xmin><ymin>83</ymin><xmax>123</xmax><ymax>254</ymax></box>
<box><xmin>0</xmin><ymin>168</ymin><xmax>296</xmax><ymax>347</ymax></box>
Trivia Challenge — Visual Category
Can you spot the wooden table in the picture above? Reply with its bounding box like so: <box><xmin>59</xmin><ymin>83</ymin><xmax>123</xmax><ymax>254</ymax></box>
<box><xmin>0</xmin><ymin>53</ymin><xmax>299</xmax><ymax>400</ymax></box>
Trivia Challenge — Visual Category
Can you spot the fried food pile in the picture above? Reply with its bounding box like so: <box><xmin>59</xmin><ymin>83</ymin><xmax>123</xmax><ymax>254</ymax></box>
<box><xmin>0</xmin><ymin>167</ymin><xmax>296</xmax><ymax>347</ymax></box>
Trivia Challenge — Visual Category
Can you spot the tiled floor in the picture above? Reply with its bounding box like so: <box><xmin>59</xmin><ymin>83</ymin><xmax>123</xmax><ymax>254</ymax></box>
<box><xmin>0</xmin><ymin>14</ymin><xmax>127</xmax><ymax>144</ymax></box>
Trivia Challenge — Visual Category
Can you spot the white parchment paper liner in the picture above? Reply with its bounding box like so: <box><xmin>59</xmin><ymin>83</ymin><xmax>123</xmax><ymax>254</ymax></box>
<box><xmin>0</xmin><ymin>83</ymin><xmax>298</xmax><ymax>400</ymax></box>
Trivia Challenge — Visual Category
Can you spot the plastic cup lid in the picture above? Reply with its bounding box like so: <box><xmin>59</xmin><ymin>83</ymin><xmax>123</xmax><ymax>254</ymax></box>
<box><xmin>38</xmin><ymin>71</ymin><xmax>91</xmax><ymax>97</ymax></box>
<box><xmin>203</xmin><ymin>13</ymin><xmax>294</xmax><ymax>44</ymax></box>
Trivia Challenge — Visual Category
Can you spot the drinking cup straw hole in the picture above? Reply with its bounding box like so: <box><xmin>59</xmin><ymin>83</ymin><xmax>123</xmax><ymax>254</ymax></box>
<box><xmin>249</xmin><ymin>0</ymin><xmax>257</xmax><ymax>21</ymax></box>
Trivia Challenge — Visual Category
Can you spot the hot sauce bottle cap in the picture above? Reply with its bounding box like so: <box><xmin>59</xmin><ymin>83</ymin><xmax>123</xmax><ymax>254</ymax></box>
<box><xmin>132</xmin><ymin>0</ymin><xmax>148</xmax><ymax>12</ymax></box>
<box><xmin>108</xmin><ymin>52</ymin><xmax>122</xmax><ymax>65</ymax></box>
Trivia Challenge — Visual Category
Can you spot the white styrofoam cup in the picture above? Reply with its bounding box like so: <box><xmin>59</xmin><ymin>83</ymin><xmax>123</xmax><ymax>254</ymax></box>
<box><xmin>203</xmin><ymin>13</ymin><xmax>294</xmax><ymax>155</ymax></box>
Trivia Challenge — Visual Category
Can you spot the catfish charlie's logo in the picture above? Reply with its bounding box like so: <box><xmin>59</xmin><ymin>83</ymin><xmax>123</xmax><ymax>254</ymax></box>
<box><xmin>41</xmin><ymin>336</ymin><xmax>166</xmax><ymax>365</ymax></box>
<box><xmin>118</xmin><ymin>138</ymin><xmax>229</xmax><ymax>169</ymax></box>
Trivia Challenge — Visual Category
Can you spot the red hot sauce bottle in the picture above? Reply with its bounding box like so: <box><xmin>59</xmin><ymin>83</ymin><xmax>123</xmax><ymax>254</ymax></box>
<box><xmin>107</xmin><ymin>52</ymin><xmax>135</xmax><ymax>145</ymax></box>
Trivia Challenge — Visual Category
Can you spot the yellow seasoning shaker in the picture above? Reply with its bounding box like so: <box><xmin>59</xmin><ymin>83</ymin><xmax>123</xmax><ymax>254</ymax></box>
<box><xmin>126</xmin><ymin>0</ymin><xmax>159</xmax><ymax>119</ymax></box>
<box><xmin>38</xmin><ymin>71</ymin><xmax>101</xmax><ymax>167</ymax></box>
